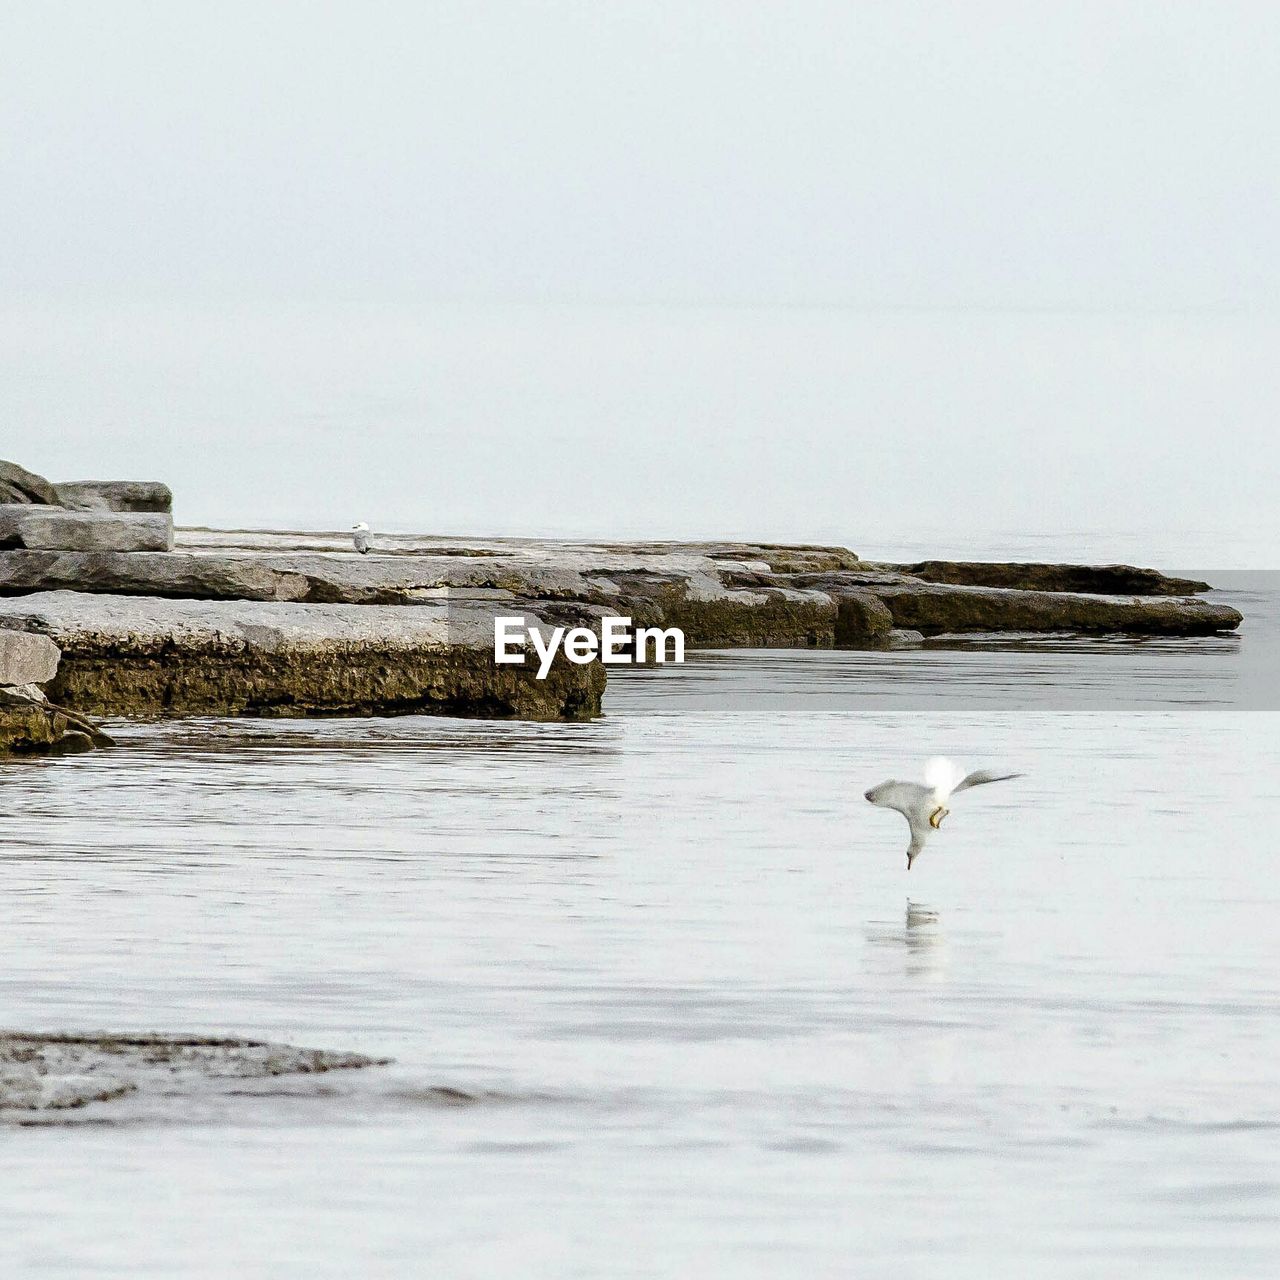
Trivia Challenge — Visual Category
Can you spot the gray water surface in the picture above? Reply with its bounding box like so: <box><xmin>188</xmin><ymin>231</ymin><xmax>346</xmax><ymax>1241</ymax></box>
<box><xmin>2</xmin><ymin>605</ymin><xmax>1278</xmax><ymax>1277</ymax></box>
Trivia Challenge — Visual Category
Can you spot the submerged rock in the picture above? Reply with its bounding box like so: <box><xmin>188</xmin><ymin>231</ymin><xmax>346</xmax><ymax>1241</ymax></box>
<box><xmin>881</xmin><ymin>628</ymin><xmax>925</xmax><ymax>649</ymax></box>
<box><xmin>0</xmin><ymin>1032</ymin><xmax>388</xmax><ymax>1117</ymax></box>
<box><xmin>0</xmin><ymin>685</ymin><xmax>111</xmax><ymax>753</ymax></box>
<box><xmin>0</xmin><ymin>687</ymin><xmax>67</xmax><ymax>751</ymax></box>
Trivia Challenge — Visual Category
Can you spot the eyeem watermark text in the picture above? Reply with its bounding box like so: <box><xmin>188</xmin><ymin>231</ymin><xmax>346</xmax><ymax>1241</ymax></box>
<box><xmin>494</xmin><ymin>616</ymin><xmax>685</xmax><ymax>679</ymax></box>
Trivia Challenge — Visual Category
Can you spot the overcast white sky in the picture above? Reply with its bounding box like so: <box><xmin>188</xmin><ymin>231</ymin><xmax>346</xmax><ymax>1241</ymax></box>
<box><xmin>5</xmin><ymin>0</ymin><xmax>1279</xmax><ymax>309</ymax></box>
<box><xmin>3</xmin><ymin>2</ymin><xmax>1278</xmax><ymax>557</ymax></box>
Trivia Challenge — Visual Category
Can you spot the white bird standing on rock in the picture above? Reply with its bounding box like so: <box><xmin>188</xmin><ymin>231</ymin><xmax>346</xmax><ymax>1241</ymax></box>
<box><xmin>865</xmin><ymin>757</ymin><xmax>1023</xmax><ymax>870</ymax></box>
<box><xmin>351</xmin><ymin>522</ymin><xmax>371</xmax><ymax>554</ymax></box>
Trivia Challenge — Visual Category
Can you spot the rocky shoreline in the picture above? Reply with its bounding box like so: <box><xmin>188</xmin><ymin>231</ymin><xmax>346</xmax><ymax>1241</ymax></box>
<box><xmin>0</xmin><ymin>460</ymin><xmax>1245</xmax><ymax>746</ymax></box>
<box><xmin>0</xmin><ymin>592</ymin><xmax>603</xmax><ymax>722</ymax></box>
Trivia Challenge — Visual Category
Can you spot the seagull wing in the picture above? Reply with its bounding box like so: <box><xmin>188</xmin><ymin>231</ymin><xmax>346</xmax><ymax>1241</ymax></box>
<box><xmin>869</xmin><ymin>781</ymin><xmax>935</xmax><ymax>870</ymax></box>
<box><xmin>953</xmin><ymin>768</ymin><xmax>1023</xmax><ymax>793</ymax></box>
<box><xmin>871</xmin><ymin>780</ymin><xmax>933</xmax><ymax>814</ymax></box>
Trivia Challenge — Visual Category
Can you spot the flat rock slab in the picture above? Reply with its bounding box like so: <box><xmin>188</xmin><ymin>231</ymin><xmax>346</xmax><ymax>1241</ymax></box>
<box><xmin>54</xmin><ymin>480</ymin><xmax>173</xmax><ymax>514</ymax></box>
<box><xmin>0</xmin><ymin>590</ymin><xmax>496</xmax><ymax>648</ymax></box>
<box><xmin>0</xmin><ymin>591</ymin><xmax>605</xmax><ymax>721</ymax></box>
<box><xmin>869</xmin><ymin>581</ymin><xmax>1242</xmax><ymax>636</ymax></box>
<box><xmin>0</xmin><ymin>537</ymin><xmax>1243</xmax><ymax>646</ymax></box>
<box><xmin>181</xmin><ymin>526</ymin><xmax>860</xmax><ymax>572</ymax></box>
<box><xmin>0</xmin><ymin>628</ymin><xmax>59</xmax><ymax>685</ymax></box>
<box><xmin>0</xmin><ymin>1032</ymin><xmax>387</xmax><ymax>1118</ymax></box>
<box><xmin>886</xmin><ymin>560</ymin><xmax>1211</xmax><ymax>596</ymax></box>
<box><xmin>0</xmin><ymin>509</ymin><xmax>174</xmax><ymax>552</ymax></box>
<box><xmin>0</xmin><ymin>548</ymin><xmax>843</xmax><ymax>646</ymax></box>
<box><xmin>0</xmin><ymin>549</ymin><xmax>317</xmax><ymax>602</ymax></box>
<box><xmin>0</xmin><ymin>548</ymin><xmax>595</xmax><ymax>603</ymax></box>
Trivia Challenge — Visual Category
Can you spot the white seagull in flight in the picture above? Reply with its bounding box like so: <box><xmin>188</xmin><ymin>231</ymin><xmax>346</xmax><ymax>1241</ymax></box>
<box><xmin>865</xmin><ymin>757</ymin><xmax>1022</xmax><ymax>869</ymax></box>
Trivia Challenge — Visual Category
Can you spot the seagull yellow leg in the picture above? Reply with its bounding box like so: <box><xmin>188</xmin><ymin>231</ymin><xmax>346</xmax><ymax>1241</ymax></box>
<box><xmin>929</xmin><ymin>806</ymin><xmax>949</xmax><ymax>829</ymax></box>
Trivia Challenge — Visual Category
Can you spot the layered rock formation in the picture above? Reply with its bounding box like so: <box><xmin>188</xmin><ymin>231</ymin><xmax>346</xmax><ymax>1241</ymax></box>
<box><xmin>0</xmin><ymin>508</ymin><xmax>173</xmax><ymax>552</ymax></box>
<box><xmin>0</xmin><ymin>538</ymin><xmax>1243</xmax><ymax>639</ymax></box>
<box><xmin>0</xmin><ymin>460</ymin><xmax>1245</xmax><ymax>737</ymax></box>
<box><xmin>0</xmin><ymin>460</ymin><xmax>173</xmax><ymax>551</ymax></box>
<box><xmin>0</xmin><ymin>592</ymin><xmax>604</xmax><ymax>722</ymax></box>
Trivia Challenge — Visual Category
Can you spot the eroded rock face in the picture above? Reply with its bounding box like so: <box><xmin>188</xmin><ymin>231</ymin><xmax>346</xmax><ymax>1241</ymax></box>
<box><xmin>603</xmin><ymin>570</ymin><xmax>836</xmax><ymax>648</ymax></box>
<box><xmin>834</xmin><ymin>590</ymin><xmax>894</xmax><ymax>643</ymax></box>
<box><xmin>54</xmin><ymin>480</ymin><xmax>173</xmax><ymax>514</ymax></box>
<box><xmin>0</xmin><ymin>1032</ymin><xmax>388</xmax><ymax>1117</ymax></box>
<box><xmin>0</xmin><ymin>685</ymin><xmax>111</xmax><ymax>754</ymax></box>
<box><xmin>0</xmin><ymin>592</ymin><xmax>606</xmax><ymax>722</ymax></box>
<box><xmin>0</xmin><ymin>687</ymin><xmax>67</xmax><ymax>751</ymax></box>
<box><xmin>0</xmin><ymin>630</ymin><xmax>100</xmax><ymax>754</ymax></box>
<box><xmin>0</xmin><ymin>461</ymin><xmax>59</xmax><ymax>506</ymax></box>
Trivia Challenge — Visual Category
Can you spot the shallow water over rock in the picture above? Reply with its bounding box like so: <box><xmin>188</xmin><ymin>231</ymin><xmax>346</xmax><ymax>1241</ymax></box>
<box><xmin>0</xmin><ymin>1033</ymin><xmax>387</xmax><ymax>1120</ymax></box>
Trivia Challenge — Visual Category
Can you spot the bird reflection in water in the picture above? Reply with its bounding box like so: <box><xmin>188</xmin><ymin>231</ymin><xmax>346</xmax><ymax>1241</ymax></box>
<box><xmin>865</xmin><ymin>900</ymin><xmax>948</xmax><ymax>980</ymax></box>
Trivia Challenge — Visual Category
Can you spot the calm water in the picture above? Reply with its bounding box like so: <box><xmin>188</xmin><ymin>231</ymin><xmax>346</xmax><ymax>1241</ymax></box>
<box><xmin>3</xmin><ymin>575</ymin><xmax>1278</xmax><ymax>1276</ymax></box>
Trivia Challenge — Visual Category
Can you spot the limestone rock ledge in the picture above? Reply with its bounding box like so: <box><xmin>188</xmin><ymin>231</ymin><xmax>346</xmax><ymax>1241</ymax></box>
<box><xmin>0</xmin><ymin>508</ymin><xmax>174</xmax><ymax>553</ymax></box>
<box><xmin>867</xmin><ymin>581</ymin><xmax>1240</xmax><ymax>636</ymax></box>
<box><xmin>0</xmin><ymin>540</ymin><xmax>1241</xmax><ymax>643</ymax></box>
<box><xmin>886</xmin><ymin>560</ymin><xmax>1212</xmax><ymax>596</ymax></box>
<box><xmin>0</xmin><ymin>592</ymin><xmax>605</xmax><ymax>722</ymax></box>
